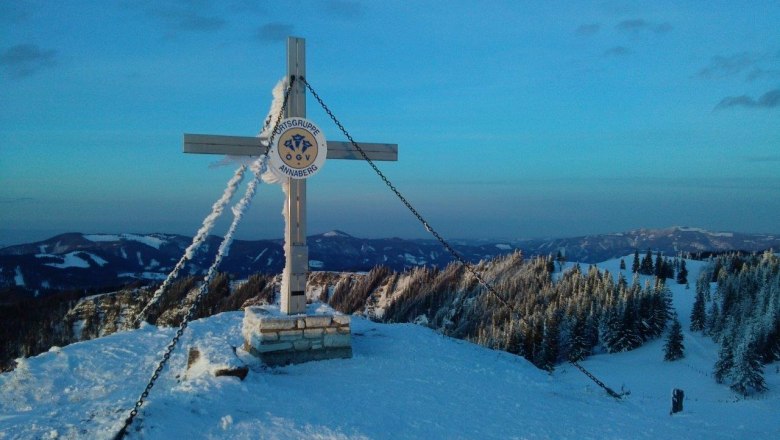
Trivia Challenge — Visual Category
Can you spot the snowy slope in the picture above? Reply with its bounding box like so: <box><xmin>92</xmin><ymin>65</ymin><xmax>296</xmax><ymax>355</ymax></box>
<box><xmin>1</xmin><ymin>260</ymin><xmax>779</xmax><ymax>439</ymax></box>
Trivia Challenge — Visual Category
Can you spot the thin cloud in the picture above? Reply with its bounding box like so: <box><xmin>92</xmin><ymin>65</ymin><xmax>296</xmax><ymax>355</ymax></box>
<box><xmin>322</xmin><ymin>0</ymin><xmax>363</xmax><ymax>19</ymax></box>
<box><xmin>0</xmin><ymin>44</ymin><xmax>58</xmax><ymax>79</ymax></box>
<box><xmin>256</xmin><ymin>22</ymin><xmax>294</xmax><ymax>43</ymax></box>
<box><xmin>135</xmin><ymin>1</ymin><xmax>228</xmax><ymax>35</ymax></box>
<box><xmin>746</xmin><ymin>67</ymin><xmax>780</xmax><ymax>82</ymax></box>
<box><xmin>654</xmin><ymin>22</ymin><xmax>673</xmax><ymax>34</ymax></box>
<box><xmin>715</xmin><ymin>88</ymin><xmax>780</xmax><ymax>110</ymax></box>
<box><xmin>699</xmin><ymin>51</ymin><xmax>780</xmax><ymax>82</ymax></box>
<box><xmin>152</xmin><ymin>9</ymin><xmax>226</xmax><ymax>32</ymax></box>
<box><xmin>617</xmin><ymin>18</ymin><xmax>648</xmax><ymax>31</ymax></box>
<box><xmin>172</xmin><ymin>12</ymin><xmax>226</xmax><ymax>32</ymax></box>
<box><xmin>616</xmin><ymin>18</ymin><xmax>672</xmax><ymax>34</ymax></box>
<box><xmin>699</xmin><ymin>52</ymin><xmax>757</xmax><ymax>79</ymax></box>
<box><xmin>575</xmin><ymin>23</ymin><xmax>600</xmax><ymax>36</ymax></box>
<box><xmin>604</xmin><ymin>46</ymin><xmax>631</xmax><ymax>57</ymax></box>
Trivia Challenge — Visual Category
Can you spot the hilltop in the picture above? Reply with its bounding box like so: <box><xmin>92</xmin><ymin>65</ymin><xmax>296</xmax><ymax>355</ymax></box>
<box><xmin>1</xmin><ymin>257</ymin><xmax>778</xmax><ymax>439</ymax></box>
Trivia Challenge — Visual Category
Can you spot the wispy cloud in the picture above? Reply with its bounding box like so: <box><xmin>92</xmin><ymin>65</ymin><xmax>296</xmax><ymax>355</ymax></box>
<box><xmin>746</xmin><ymin>67</ymin><xmax>780</xmax><ymax>82</ymax></box>
<box><xmin>715</xmin><ymin>88</ymin><xmax>780</xmax><ymax>110</ymax></box>
<box><xmin>134</xmin><ymin>1</ymin><xmax>229</xmax><ymax>35</ymax></box>
<box><xmin>699</xmin><ymin>52</ymin><xmax>757</xmax><ymax>79</ymax></box>
<box><xmin>149</xmin><ymin>8</ymin><xmax>226</xmax><ymax>33</ymax></box>
<box><xmin>0</xmin><ymin>44</ymin><xmax>58</xmax><ymax>79</ymax></box>
<box><xmin>699</xmin><ymin>51</ymin><xmax>780</xmax><ymax>83</ymax></box>
<box><xmin>616</xmin><ymin>18</ymin><xmax>672</xmax><ymax>34</ymax></box>
<box><xmin>256</xmin><ymin>22</ymin><xmax>294</xmax><ymax>43</ymax></box>
<box><xmin>604</xmin><ymin>46</ymin><xmax>631</xmax><ymax>57</ymax></box>
<box><xmin>321</xmin><ymin>0</ymin><xmax>364</xmax><ymax>19</ymax></box>
<box><xmin>575</xmin><ymin>23</ymin><xmax>600</xmax><ymax>36</ymax></box>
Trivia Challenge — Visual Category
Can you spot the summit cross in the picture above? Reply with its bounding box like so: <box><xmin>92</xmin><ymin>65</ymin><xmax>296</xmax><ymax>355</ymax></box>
<box><xmin>183</xmin><ymin>37</ymin><xmax>398</xmax><ymax>315</ymax></box>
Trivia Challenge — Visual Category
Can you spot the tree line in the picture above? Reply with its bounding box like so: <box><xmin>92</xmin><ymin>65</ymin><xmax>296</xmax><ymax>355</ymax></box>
<box><xmin>690</xmin><ymin>251</ymin><xmax>779</xmax><ymax>396</ymax></box>
<box><xmin>379</xmin><ymin>252</ymin><xmax>679</xmax><ymax>371</ymax></box>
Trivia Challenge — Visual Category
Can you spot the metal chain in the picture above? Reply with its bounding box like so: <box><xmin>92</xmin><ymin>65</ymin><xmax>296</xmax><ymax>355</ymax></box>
<box><xmin>133</xmin><ymin>78</ymin><xmax>289</xmax><ymax>329</ymax></box>
<box><xmin>113</xmin><ymin>78</ymin><xmax>296</xmax><ymax>440</ymax></box>
<box><xmin>300</xmin><ymin>77</ymin><xmax>511</xmax><ymax>311</ymax></box>
<box><xmin>302</xmin><ymin>77</ymin><xmax>624</xmax><ymax>400</ymax></box>
<box><xmin>570</xmin><ymin>360</ymin><xmax>624</xmax><ymax>399</ymax></box>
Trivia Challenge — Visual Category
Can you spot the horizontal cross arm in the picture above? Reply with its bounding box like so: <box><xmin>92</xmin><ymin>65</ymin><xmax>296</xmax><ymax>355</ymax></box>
<box><xmin>183</xmin><ymin>134</ymin><xmax>397</xmax><ymax>161</ymax></box>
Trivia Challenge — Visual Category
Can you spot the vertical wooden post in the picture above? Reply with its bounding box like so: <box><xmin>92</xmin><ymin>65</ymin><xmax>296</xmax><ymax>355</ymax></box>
<box><xmin>281</xmin><ymin>37</ymin><xmax>308</xmax><ymax>315</ymax></box>
<box><xmin>670</xmin><ymin>388</ymin><xmax>684</xmax><ymax>415</ymax></box>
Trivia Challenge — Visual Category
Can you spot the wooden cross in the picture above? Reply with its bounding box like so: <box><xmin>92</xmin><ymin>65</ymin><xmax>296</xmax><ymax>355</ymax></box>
<box><xmin>183</xmin><ymin>37</ymin><xmax>398</xmax><ymax>315</ymax></box>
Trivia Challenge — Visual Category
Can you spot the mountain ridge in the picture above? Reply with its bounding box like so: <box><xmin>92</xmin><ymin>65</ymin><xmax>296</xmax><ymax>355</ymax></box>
<box><xmin>1</xmin><ymin>226</ymin><xmax>777</xmax><ymax>294</ymax></box>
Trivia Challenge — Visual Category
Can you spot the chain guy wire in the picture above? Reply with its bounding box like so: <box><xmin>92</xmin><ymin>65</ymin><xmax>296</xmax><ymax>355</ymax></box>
<box><xmin>301</xmin><ymin>76</ymin><xmax>511</xmax><ymax>311</ymax></box>
<box><xmin>134</xmin><ymin>79</ymin><xmax>287</xmax><ymax>327</ymax></box>
<box><xmin>113</xmin><ymin>78</ymin><xmax>296</xmax><ymax>440</ymax></box>
<box><xmin>302</xmin><ymin>76</ymin><xmax>623</xmax><ymax>400</ymax></box>
<box><xmin>134</xmin><ymin>164</ymin><xmax>248</xmax><ymax>327</ymax></box>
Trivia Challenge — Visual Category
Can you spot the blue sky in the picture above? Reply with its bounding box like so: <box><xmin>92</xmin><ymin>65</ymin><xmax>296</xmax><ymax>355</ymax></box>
<box><xmin>1</xmin><ymin>1</ymin><xmax>778</xmax><ymax>246</ymax></box>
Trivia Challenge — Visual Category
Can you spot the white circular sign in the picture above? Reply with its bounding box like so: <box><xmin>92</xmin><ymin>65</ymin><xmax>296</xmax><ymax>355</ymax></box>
<box><xmin>268</xmin><ymin>117</ymin><xmax>327</xmax><ymax>179</ymax></box>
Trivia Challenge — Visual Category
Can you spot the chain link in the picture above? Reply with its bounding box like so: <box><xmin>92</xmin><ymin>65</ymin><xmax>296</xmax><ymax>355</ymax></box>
<box><xmin>300</xmin><ymin>77</ymin><xmax>511</xmax><ymax>311</ymax></box>
<box><xmin>113</xmin><ymin>78</ymin><xmax>296</xmax><ymax>440</ymax></box>
<box><xmin>570</xmin><ymin>360</ymin><xmax>624</xmax><ymax>399</ymax></box>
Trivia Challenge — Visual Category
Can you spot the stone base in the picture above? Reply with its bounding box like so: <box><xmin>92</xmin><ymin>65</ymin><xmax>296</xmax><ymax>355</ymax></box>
<box><xmin>242</xmin><ymin>305</ymin><xmax>352</xmax><ymax>367</ymax></box>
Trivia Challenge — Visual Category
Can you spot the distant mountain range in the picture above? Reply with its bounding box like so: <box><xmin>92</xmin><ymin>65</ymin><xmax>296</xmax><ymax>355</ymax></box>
<box><xmin>1</xmin><ymin>226</ymin><xmax>777</xmax><ymax>294</ymax></box>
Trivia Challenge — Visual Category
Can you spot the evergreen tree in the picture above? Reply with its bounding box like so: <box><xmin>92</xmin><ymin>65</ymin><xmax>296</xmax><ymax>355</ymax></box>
<box><xmin>640</xmin><ymin>249</ymin><xmax>654</xmax><ymax>275</ymax></box>
<box><xmin>505</xmin><ymin>321</ymin><xmax>522</xmax><ymax>355</ymax></box>
<box><xmin>707</xmin><ymin>301</ymin><xmax>721</xmax><ymax>337</ymax></box>
<box><xmin>568</xmin><ymin>312</ymin><xmax>590</xmax><ymax>362</ymax></box>
<box><xmin>690</xmin><ymin>279</ymin><xmax>707</xmax><ymax>332</ymax></box>
<box><xmin>714</xmin><ymin>335</ymin><xmax>735</xmax><ymax>384</ymax></box>
<box><xmin>556</xmin><ymin>250</ymin><xmax>566</xmax><ymax>271</ymax></box>
<box><xmin>664</xmin><ymin>316</ymin><xmax>685</xmax><ymax>361</ymax></box>
<box><xmin>730</xmin><ymin>336</ymin><xmax>767</xmax><ymax>396</ymax></box>
<box><xmin>654</xmin><ymin>252</ymin><xmax>665</xmax><ymax>278</ymax></box>
<box><xmin>664</xmin><ymin>258</ymin><xmax>675</xmax><ymax>279</ymax></box>
<box><xmin>604</xmin><ymin>304</ymin><xmax>643</xmax><ymax>353</ymax></box>
<box><xmin>651</xmin><ymin>281</ymin><xmax>673</xmax><ymax>338</ymax></box>
<box><xmin>676</xmin><ymin>260</ymin><xmax>688</xmax><ymax>285</ymax></box>
<box><xmin>539</xmin><ymin>314</ymin><xmax>560</xmax><ymax>371</ymax></box>
<box><xmin>620</xmin><ymin>258</ymin><xmax>626</xmax><ymax>271</ymax></box>
<box><xmin>546</xmin><ymin>257</ymin><xmax>556</xmax><ymax>275</ymax></box>
<box><xmin>711</xmin><ymin>258</ymin><xmax>723</xmax><ymax>282</ymax></box>
<box><xmin>632</xmin><ymin>250</ymin><xmax>640</xmax><ymax>273</ymax></box>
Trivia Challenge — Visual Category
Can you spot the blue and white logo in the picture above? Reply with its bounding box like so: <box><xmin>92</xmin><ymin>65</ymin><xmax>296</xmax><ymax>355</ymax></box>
<box><xmin>269</xmin><ymin>117</ymin><xmax>327</xmax><ymax>179</ymax></box>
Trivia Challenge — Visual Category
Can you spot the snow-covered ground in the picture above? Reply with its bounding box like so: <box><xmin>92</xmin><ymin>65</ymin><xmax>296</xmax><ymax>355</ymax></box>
<box><xmin>84</xmin><ymin>234</ymin><xmax>168</xmax><ymax>250</ymax></box>
<box><xmin>1</xmin><ymin>259</ymin><xmax>779</xmax><ymax>439</ymax></box>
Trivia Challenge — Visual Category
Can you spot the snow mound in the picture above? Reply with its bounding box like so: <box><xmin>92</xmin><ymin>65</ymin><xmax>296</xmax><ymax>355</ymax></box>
<box><xmin>322</xmin><ymin>230</ymin><xmax>351</xmax><ymax>238</ymax></box>
<box><xmin>1</xmin><ymin>304</ymin><xmax>778</xmax><ymax>439</ymax></box>
<box><xmin>2</xmin><ymin>258</ymin><xmax>780</xmax><ymax>439</ymax></box>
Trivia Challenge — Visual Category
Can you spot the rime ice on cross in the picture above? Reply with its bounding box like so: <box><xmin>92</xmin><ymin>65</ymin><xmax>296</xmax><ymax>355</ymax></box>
<box><xmin>183</xmin><ymin>37</ymin><xmax>398</xmax><ymax>315</ymax></box>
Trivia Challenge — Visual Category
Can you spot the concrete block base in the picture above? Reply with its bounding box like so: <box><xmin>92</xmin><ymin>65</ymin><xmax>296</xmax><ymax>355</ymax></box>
<box><xmin>243</xmin><ymin>305</ymin><xmax>352</xmax><ymax>367</ymax></box>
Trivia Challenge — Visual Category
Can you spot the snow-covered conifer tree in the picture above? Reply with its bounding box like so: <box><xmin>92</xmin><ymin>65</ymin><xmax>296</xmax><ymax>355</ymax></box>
<box><xmin>664</xmin><ymin>316</ymin><xmax>685</xmax><ymax>361</ymax></box>
<box><xmin>714</xmin><ymin>333</ymin><xmax>735</xmax><ymax>384</ymax></box>
<box><xmin>730</xmin><ymin>334</ymin><xmax>767</xmax><ymax>396</ymax></box>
